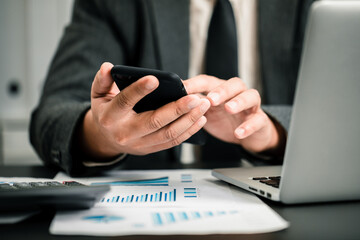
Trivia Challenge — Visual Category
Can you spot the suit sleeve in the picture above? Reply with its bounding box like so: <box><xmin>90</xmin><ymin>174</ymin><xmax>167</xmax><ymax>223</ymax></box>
<box><xmin>29</xmin><ymin>0</ymin><xmax>137</xmax><ymax>176</ymax></box>
<box><xmin>262</xmin><ymin>105</ymin><xmax>292</xmax><ymax>132</ymax></box>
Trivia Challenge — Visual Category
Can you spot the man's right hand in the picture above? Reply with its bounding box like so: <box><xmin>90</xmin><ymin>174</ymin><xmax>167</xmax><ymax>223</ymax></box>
<box><xmin>78</xmin><ymin>62</ymin><xmax>210</xmax><ymax>162</ymax></box>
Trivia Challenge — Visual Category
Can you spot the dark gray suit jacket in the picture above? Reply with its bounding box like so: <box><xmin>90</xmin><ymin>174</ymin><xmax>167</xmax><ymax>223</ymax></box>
<box><xmin>30</xmin><ymin>0</ymin><xmax>315</xmax><ymax>176</ymax></box>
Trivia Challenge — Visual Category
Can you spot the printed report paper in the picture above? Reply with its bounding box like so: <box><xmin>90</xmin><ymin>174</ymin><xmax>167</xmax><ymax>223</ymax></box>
<box><xmin>50</xmin><ymin>169</ymin><xmax>288</xmax><ymax>236</ymax></box>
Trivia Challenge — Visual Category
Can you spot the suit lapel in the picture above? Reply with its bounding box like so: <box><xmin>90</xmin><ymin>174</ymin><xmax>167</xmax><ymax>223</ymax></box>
<box><xmin>149</xmin><ymin>0</ymin><xmax>190</xmax><ymax>79</ymax></box>
<box><xmin>257</xmin><ymin>0</ymin><xmax>301</xmax><ymax>104</ymax></box>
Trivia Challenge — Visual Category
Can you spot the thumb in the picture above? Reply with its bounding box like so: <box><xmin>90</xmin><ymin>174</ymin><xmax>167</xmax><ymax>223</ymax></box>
<box><xmin>92</xmin><ymin>62</ymin><xmax>115</xmax><ymax>98</ymax></box>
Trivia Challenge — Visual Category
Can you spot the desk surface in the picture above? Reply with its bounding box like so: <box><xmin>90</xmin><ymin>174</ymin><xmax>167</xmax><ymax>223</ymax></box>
<box><xmin>1</xmin><ymin>165</ymin><xmax>360</xmax><ymax>240</ymax></box>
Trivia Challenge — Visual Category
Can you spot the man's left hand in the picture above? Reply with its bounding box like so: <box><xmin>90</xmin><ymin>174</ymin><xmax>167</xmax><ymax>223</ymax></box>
<box><xmin>183</xmin><ymin>75</ymin><xmax>284</xmax><ymax>156</ymax></box>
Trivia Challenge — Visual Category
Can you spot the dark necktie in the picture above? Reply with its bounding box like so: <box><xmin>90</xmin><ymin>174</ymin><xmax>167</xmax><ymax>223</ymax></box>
<box><xmin>202</xmin><ymin>0</ymin><xmax>240</xmax><ymax>163</ymax></box>
<box><xmin>205</xmin><ymin>0</ymin><xmax>238</xmax><ymax>79</ymax></box>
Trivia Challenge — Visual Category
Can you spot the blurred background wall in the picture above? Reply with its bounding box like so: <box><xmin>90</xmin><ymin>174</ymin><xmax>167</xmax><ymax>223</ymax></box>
<box><xmin>0</xmin><ymin>0</ymin><xmax>73</xmax><ymax>165</ymax></box>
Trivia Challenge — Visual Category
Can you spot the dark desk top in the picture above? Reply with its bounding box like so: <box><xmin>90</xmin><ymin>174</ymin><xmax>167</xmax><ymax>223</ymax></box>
<box><xmin>1</xmin><ymin>165</ymin><xmax>360</xmax><ymax>240</ymax></box>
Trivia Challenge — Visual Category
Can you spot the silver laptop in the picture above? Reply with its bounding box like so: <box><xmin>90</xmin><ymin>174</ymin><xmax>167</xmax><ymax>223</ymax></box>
<box><xmin>212</xmin><ymin>1</ymin><xmax>360</xmax><ymax>204</ymax></box>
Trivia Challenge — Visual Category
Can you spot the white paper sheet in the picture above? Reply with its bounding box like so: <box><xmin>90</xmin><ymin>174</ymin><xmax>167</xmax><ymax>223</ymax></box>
<box><xmin>50</xmin><ymin>169</ymin><xmax>289</xmax><ymax>236</ymax></box>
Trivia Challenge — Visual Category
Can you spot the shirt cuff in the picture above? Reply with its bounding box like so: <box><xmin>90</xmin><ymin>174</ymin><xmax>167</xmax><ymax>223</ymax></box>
<box><xmin>82</xmin><ymin>153</ymin><xmax>128</xmax><ymax>167</ymax></box>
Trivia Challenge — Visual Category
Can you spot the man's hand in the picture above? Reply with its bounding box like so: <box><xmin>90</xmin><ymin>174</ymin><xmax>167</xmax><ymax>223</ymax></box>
<box><xmin>78</xmin><ymin>63</ymin><xmax>210</xmax><ymax>161</ymax></box>
<box><xmin>183</xmin><ymin>75</ymin><xmax>285</xmax><ymax>156</ymax></box>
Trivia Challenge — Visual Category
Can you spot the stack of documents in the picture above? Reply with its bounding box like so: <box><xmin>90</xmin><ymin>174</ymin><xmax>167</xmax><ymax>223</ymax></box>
<box><xmin>51</xmin><ymin>169</ymin><xmax>288</xmax><ymax>236</ymax></box>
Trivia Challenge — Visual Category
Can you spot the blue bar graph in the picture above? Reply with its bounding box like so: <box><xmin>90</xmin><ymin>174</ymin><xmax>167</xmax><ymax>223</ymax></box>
<box><xmin>100</xmin><ymin>189</ymin><xmax>176</xmax><ymax>204</ymax></box>
<box><xmin>184</xmin><ymin>188</ymin><xmax>197</xmax><ymax>198</ymax></box>
<box><xmin>152</xmin><ymin>210</ymin><xmax>240</xmax><ymax>226</ymax></box>
<box><xmin>181</xmin><ymin>174</ymin><xmax>193</xmax><ymax>183</ymax></box>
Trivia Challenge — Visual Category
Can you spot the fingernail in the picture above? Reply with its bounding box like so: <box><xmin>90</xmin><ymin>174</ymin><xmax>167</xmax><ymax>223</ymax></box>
<box><xmin>226</xmin><ymin>101</ymin><xmax>238</xmax><ymax>111</ymax></box>
<box><xmin>145</xmin><ymin>80</ymin><xmax>157</xmax><ymax>90</ymax></box>
<box><xmin>235</xmin><ymin>128</ymin><xmax>245</xmax><ymax>138</ymax></box>
<box><xmin>208</xmin><ymin>92</ymin><xmax>220</xmax><ymax>105</ymax></box>
<box><xmin>188</xmin><ymin>98</ymin><xmax>200</xmax><ymax>109</ymax></box>
<box><xmin>197</xmin><ymin>116</ymin><xmax>207</xmax><ymax>127</ymax></box>
<box><xmin>200</xmin><ymin>100</ymin><xmax>210</xmax><ymax>113</ymax></box>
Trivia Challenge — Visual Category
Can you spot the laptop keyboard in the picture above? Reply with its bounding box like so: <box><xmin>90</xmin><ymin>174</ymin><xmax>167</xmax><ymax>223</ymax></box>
<box><xmin>252</xmin><ymin>176</ymin><xmax>281</xmax><ymax>188</ymax></box>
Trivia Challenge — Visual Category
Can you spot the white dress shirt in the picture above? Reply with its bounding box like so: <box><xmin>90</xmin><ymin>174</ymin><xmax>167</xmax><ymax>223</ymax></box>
<box><xmin>182</xmin><ymin>0</ymin><xmax>261</xmax><ymax>164</ymax></box>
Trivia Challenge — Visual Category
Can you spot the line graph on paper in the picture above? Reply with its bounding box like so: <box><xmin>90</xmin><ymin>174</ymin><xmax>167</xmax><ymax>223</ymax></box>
<box><xmin>91</xmin><ymin>177</ymin><xmax>169</xmax><ymax>186</ymax></box>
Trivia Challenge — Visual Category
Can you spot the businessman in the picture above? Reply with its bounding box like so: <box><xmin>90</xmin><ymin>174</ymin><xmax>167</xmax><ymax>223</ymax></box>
<box><xmin>30</xmin><ymin>0</ymin><xmax>315</xmax><ymax>176</ymax></box>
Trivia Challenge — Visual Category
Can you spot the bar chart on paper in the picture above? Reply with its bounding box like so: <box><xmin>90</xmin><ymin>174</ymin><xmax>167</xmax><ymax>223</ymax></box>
<box><xmin>98</xmin><ymin>188</ymin><xmax>177</xmax><ymax>206</ymax></box>
<box><xmin>51</xmin><ymin>170</ymin><xmax>290</xmax><ymax>236</ymax></box>
<box><xmin>181</xmin><ymin>174</ymin><xmax>193</xmax><ymax>183</ymax></box>
<box><xmin>183</xmin><ymin>188</ymin><xmax>198</xmax><ymax>198</ymax></box>
<box><xmin>151</xmin><ymin>210</ymin><xmax>240</xmax><ymax>226</ymax></box>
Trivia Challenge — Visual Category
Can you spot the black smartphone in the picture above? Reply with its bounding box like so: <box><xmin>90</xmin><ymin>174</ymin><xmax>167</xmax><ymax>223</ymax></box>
<box><xmin>111</xmin><ymin>65</ymin><xmax>206</xmax><ymax>145</ymax></box>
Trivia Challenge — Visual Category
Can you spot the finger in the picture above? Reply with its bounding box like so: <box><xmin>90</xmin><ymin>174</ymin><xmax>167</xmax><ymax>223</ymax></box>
<box><xmin>141</xmin><ymin>99</ymin><xmax>210</xmax><ymax>145</ymax></box>
<box><xmin>207</xmin><ymin>77</ymin><xmax>247</xmax><ymax>106</ymax></box>
<box><xmin>234</xmin><ymin>111</ymin><xmax>268</xmax><ymax>139</ymax></box>
<box><xmin>225</xmin><ymin>89</ymin><xmax>261</xmax><ymax>114</ymax></box>
<box><xmin>136</xmin><ymin>94</ymin><xmax>204</xmax><ymax>135</ymax></box>
<box><xmin>183</xmin><ymin>75</ymin><xmax>223</xmax><ymax>94</ymax></box>
<box><xmin>109</xmin><ymin>75</ymin><xmax>159</xmax><ymax>115</ymax></box>
<box><xmin>92</xmin><ymin>62</ymin><xmax>116</xmax><ymax>98</ymax></box>
<box><xmin>140</xmin><ymin>116</ymin><xmax>207</xmax><ymax>153</ymax></box>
